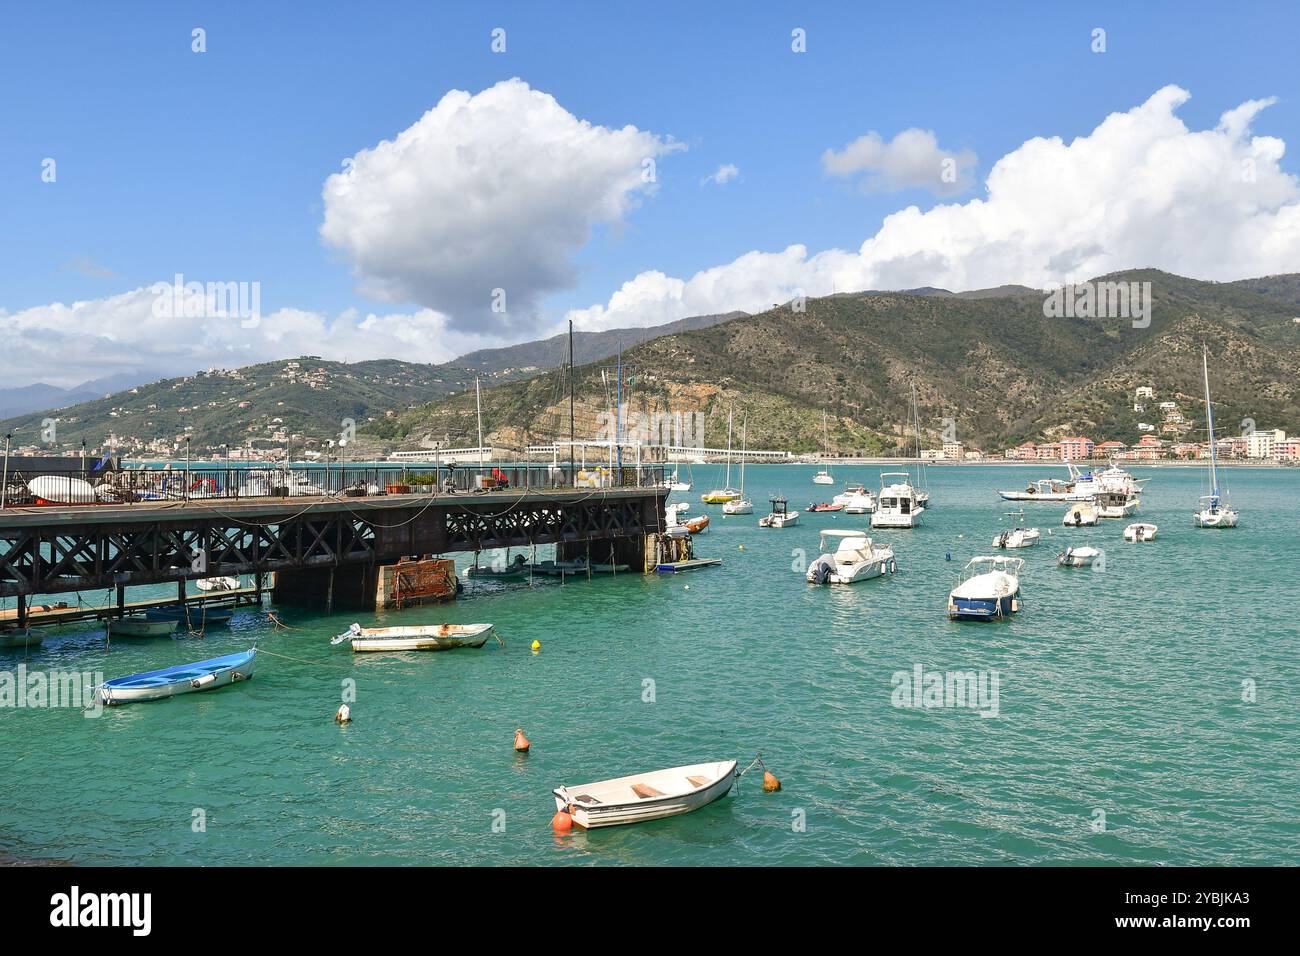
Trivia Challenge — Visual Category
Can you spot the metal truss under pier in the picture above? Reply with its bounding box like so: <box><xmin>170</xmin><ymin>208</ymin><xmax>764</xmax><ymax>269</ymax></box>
<box><xmin>0</xmin><ymin>488</ymin><xmax>668</xmax><ymax>610</ymax></box>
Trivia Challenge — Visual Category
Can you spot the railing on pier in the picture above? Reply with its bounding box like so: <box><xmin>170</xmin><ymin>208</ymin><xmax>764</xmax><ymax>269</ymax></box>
<box><xmin>0</xmin><ymin>463</ymin><xmax>669</xmax><ymax>509</ymax></box>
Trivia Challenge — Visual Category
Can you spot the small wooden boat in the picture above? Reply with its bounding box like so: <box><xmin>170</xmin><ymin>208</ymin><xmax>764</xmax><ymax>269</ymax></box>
<box><xmin>98</xmin><ymin>649</ymin><xmax>256</xmax><ymax>705</ymax></box>
<box><xmin>0</xmin><ymin>628</ymin><xmax>43</xmax><ymax>650</ymax></box>
<box><xmin>553</xmin><ymin>760</ymin><xmax>737</xmax><ymax>829</ymax></box>
<box><xmin>342</xmin><ymin>622</ymin><xmax>497</xmax><ymax>652</ymax></box>
<box><xmin>108</xmin><ymin>616</ymin><xmax>178</xmax><ymax>638</ymax></box>
<box><xmin>145</xmin><ymin>605</ymin><xmax>235</xmax><ymax>627</ymax></box>
<box><xmin>1124</xmin><ymin>522</ymin><xmax>1158</xmax><ymax>542</ymax></box>
<box><xmin>683</xmin><ymin>515</ymin><xmax>710</xmax><ymax>534</ymax></box>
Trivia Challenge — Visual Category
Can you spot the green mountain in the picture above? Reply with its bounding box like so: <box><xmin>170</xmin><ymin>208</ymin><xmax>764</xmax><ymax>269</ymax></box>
<box><xmin>370</xmin><ymin>270</ymin><xmax>1300</xmax><ymax>455</ymax></box>
<box><xmin>0</xmin><ymin>358</ymin><xmax>505</xmax><ymax>455</ymax></box>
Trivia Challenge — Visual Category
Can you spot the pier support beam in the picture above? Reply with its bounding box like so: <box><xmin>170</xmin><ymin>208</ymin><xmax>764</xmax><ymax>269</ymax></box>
<box><xmin>274</xmin><ymin>564</ymin><xmax>377</xmax><ymax>611</ymax></box>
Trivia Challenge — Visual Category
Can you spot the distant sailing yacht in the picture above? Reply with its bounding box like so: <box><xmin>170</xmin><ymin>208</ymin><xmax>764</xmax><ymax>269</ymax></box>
<box><xmin>702</xmin><ymin>409</ymin><xmax>742</xmax><ymax>503</ymax></box>
<box><xmin>723</xmin><ymin>418</ymin><xmax>753</xmax><ymax>515</ymax></box>
<box><xmin>1194</xmin><ymin>346</ymin><xmax>1239</xmax><ymax>528</ymax></box>
<box><xmin>813</xmin><ymin>412</ymin><xmax>834</xmax><ymax>485</ymax></box>
<box><xmin>910</xmin><ymin>383</ymin><xmax>932</xmax><ymax>509</ymax></box>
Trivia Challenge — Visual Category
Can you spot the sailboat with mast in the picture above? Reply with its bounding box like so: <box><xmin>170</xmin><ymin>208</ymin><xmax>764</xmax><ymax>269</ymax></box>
<box><xmin>1194</xmin><ymin>345</ymin><xmax>1239</xmax><ymax>528</ymax></box>
<box><xmin>702</xmin><ymin>409</ymin><xmax>742</xmax><ymax>503</ymax></box>
<box><xmin>723</xmin><ymin>417</ymin><xmax>753</xmax><ymax>514</ymax></box>
<box><xmin>812</xmin><ymin>412</ymin><xmax>834</xmax><ymax>485</ymax></box>
<box><xmin>911</xmin><ymin>384</ymin><xmax>932</xmax><ymax>509</ymax></box>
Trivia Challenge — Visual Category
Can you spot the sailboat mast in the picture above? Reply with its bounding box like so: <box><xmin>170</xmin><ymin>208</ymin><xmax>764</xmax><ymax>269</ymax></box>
<box><xmin>475</xmin><ymin>377</ymin><xmax>485</xmax><ymax>480</ymax></box>
<box><xmin>739</xmin><ymin>417</ymin><xmax>747</xmax><ymax>493</ymax></box>
<box><xmin>725</xmin><ymin>409</ymin><xmax>733</xmax><ymax>488</ymax></box>
<box><xmin>1203</xmin><ymin>346</ymin><xmax>1219</xmax><ymax>499</ymax></box>
<box><xmin>568</xmin><ymin>319</ymin><xmax>575</xmax><ymax>484</ymax></box>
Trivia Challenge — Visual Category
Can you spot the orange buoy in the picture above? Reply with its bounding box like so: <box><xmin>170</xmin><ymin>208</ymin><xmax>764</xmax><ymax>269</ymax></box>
<box><xmin>514</xmin><ymin>728</ymin><xmax>530</xmax><ymax>753</ymax></box>
<box><xmin>551</xmin><ymin>809</ymin><xmax>573</xmax><ymax>832</ymax></box>
<box><xmin>762</xmin><ymin>770</ymin><xmax>781</xmax><ymax>793</ymax></box>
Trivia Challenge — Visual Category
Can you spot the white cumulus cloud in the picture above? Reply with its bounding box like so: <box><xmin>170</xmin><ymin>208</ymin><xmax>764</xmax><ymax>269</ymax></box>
<box><xmin>0</xmin><ymin>287</ymin><xmax>503</xmax><ymax>389</ymax></box>
<box><xmin>568</xmin><ymin>86</ymin><xmax>1300</xmax><ymax>331</ymax></box>
<box><xmin>320</xmin><ymin>77</ymin><xmax>683</xmax><ymax>334</ymax></box>
<box><xmin>823</xmin><ymin>127</ymin><xmax>977</xmax><ymax>195</ymax></box>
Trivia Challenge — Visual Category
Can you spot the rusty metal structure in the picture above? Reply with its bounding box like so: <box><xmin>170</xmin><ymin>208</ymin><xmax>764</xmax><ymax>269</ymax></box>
<box><xmin>0</xmin><ymin>485</ymin><xmax>668</xmax><ymax>622</ymax></box>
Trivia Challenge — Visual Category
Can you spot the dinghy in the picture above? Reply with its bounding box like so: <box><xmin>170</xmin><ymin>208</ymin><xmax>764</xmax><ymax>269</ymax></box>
<box><xmin>992</xmin><ymin>527</ymin><xmax>1040</xmax><ymax>549</ymax></box>
<box><xmin>465</xmin><ymin>555</ymin><xmax>530</xmax><ymax>581</ymax></box>
<box><xmin>1124</xmin><ymin>522</ymin><xmax>1158</xmax><ymax>542</ymax></box>
<box><xmin>948</xmin><ymin>556</ymin><xmax>1023</xmax><ymax>620</ymax></box>
<box><xmin>553</xmin><ymin>759</ymin><xmax>737</xmax><ymax>829</ymax></box>
<box><xmin>341</xmin><ymin>622</ymin><xmax>497</xmax><ymax>652</ymax></box>
<box><xmin>683</xmin><ymin>515</ymin><xmax>710</xmax><ymax>534</ymax></box>
<box><xmin>806</xmin><ymin>502</ymin><xmax>843</xmax><ymax>512</ymax></box>
<box><xmin>108</xmin><ymin>616</ymin><xmax>178</xmax><ymax>638</ymax></box>
<box><xmin>98</xmin><ymin>649</ymin><xmax>256</xmax><ymax>704</ymax></box>
<box><xmin>1057</xmin><ymin>544</ymin><xmax>1102</xmax><ymax>567</ymax></box>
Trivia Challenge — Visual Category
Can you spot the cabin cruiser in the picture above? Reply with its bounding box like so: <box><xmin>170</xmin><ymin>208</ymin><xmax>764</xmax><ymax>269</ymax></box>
<box><xmin>806</xmin><ymin>530</ymin><xmax>896</xmax><ymax>584</ymax></box>
<box><xmin>947</xmin><ymin>556</ymin><xmax>1023</xmax><ymax>620</ymax></box>
<box><xmin>992</xmin><ymin>527</ymin><xmax>1040</xmax><ymax>549</ymax></box>
<box><xmin>758</xmin><ymin>496</ymin><xmax>799</xmax><ymax>528</ymax></box>
<box><xmin>1091</xmin><ymin>490</ymin><xmax>1139</xmax><ymax>519</ymax></box>
<box><xmin>871</xmin><ymin>473</ymin><xmax>923</xmax><ymax>528</ymax></box>
<box><xmin>997</xmin><ymin>462</ymin><xmax>1147</xmax><ymax>502</ymax></box>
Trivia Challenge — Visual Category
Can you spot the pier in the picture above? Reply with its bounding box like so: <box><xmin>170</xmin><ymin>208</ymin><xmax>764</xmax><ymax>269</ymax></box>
<box><xmin>0</xmin><ymin>464</ymin><xmax>670</xmax><ymax>624</ymax></box>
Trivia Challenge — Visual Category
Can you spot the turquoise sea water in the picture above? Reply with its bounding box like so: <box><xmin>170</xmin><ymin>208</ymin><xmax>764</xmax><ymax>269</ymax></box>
<box><xmin>2</xmin><ymin>464</ymin><xmax>1298</xmax><ymax>866</ymax></box>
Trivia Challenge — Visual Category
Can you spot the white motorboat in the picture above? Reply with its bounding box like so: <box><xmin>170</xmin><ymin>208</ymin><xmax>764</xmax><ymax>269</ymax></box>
<box><xmin>340</xmin><ymin>622</ymin><xmax>497</xmax><ymax>652</ymax></box>
<box><xmin>1194</xmin><ymin>346</ymin><xmax>1239</xmax><ymax>529</ymax></box>
<box><xmin>948</xmin><ymin>556</ymin><xmax>1023</xmax><ymax>620</ymax></box>
<box><xmin>1057</xmin><ymin>544</ymin><xmax>1102</xmax><ymax>567</ymax></box>
<box><xmin>992</xmin><ymin>527</ymin><xmax>1040</xmax><ymax>549</ymax></box>
<box><xmin>1124</xmin><ymin>522</ymin><xmax>1158</xmax><ymax>542</ymax></box>
<box><xmin>842</xmin><ymin>487</ymin><xmax>877</xmax><ymax>514</ymax></box>
<box><xmin>665</xmin><ymin>466</ymin><xmax>692</xmax><ymax>492</ymax></box>
<box><xmin>194</xmin><ymin>576</ymin><xmax>240</xmax><ymax>592</ymax></box>
<box><xmin>871</xmin><ymin>473</ymin><xmax>924</xmax><ymax>528</ymax></box>
<box><xmin>553</xmin><ymin>760</ymin><xmax>737</xmax><ymax>829</ymax></box>
<box><xmin>806</xmin><ymin>530</ymin><xmax>896</xmax><ymax>584</ymax></box>
<box><xmin>758</xmin><ymin>496</ymin><xmax>800</xmax><ymax>528</ymax></box>
<box><xmin>832</xmin><ymin>482</ymin><xmax>867</xmax><ymax>508</ymax></box>
<box><xmin>1062</xmin><ymin>501</ymin><xmax>1098</xmax><ymax>527</ymax></box>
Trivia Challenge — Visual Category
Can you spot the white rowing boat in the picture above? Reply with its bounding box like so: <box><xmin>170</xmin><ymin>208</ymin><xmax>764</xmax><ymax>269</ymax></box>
<box><xmin>553</xmin><ymin>760</ymin><xmax>737</xmax><ymax>829</ymax></box>
<box><xmin>340</xmin><ymin>622</ymin><xmax>497</xmax><ymax>652</ymax></box>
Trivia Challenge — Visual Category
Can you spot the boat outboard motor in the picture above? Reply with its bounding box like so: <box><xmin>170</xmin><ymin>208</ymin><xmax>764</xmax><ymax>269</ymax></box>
<box><xmin>806</xmin><ymin>554</ymin><xmax>835</xmax><ymax>584</ymax></box>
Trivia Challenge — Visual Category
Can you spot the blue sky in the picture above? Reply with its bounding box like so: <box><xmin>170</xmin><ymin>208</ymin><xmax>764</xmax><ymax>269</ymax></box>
<box><xmin>2</xmin><ymin>1</ymin><xmax>1298</xmax><ymax>385</ymax></box>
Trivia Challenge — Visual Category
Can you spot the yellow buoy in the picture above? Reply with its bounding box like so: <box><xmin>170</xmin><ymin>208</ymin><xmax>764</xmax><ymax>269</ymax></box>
<box><xmin>530</xmin><ymin>639</ymin><xmax>541</xmax><ymax>652</ymax></box>
<box><xmin>738</xmin><ymin>544</ymin><xmax>744</xmax><ymax>551</ymax></box>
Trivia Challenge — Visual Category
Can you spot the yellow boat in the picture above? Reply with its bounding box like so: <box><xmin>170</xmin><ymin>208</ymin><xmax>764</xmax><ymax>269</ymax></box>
<box><xmin>701</xmin><ymin>489</ymin><xmax>741</xmax><ymax>504</ymax></box>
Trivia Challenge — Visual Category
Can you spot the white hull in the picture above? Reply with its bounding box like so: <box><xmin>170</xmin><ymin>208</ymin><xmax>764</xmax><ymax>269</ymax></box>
<box><xmin>871</xmin><ymin>511</ymin><xmax>922</xmax><ymax>528</ymax></box>
<box><xmin>1124</xmin><ymin>523</ymin><xmax>1158</xmax><ymax>542</ymax></box>
<box><xmin>1057</xmin><ymin>547</ymin><xmax>1101</xmax><ymax>567</ymax></box>
<box><xmin>722</xmin><ymin>499</ymin><xmax>753</xmax><ymax>515</ymax></box>
<box><xmin>812</xmin><ymin>473</ymin><xmax>834</xmax><ymax>485</ymax></box>
<box><xmin>1195</xmin><ymin>509</ymin><xmax>1238</xmax><ymax>528</ymax></box>
<box><xmin>759</xmin><ymin>511</ymin><xmax>800</xmax><ymax>528</ymax></box>
<box><xmin>346</xmin><ymin>623</ymin><xmax>495</xmax><ymax>652</ymax></box>
<box><xmin>554</xmin><ymin>760</ymin><xmax>736</xmax><ymax>829</ymax></box>
<box><xmin>27</xmin><ymin>476</ymin><xmax>97</xmax><ymax>504</ymax></box>
<box><xmin>992</xmin><ymin>528</ymin><xmax>1040</xmax><ymax>549</ymax></box>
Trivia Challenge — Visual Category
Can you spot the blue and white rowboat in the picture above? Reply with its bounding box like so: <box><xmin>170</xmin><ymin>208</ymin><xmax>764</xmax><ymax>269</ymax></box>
<box><xmin>98</xmin><ymin>649</ymin><xmax>256</xmax><ymax>705</ymax></box>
